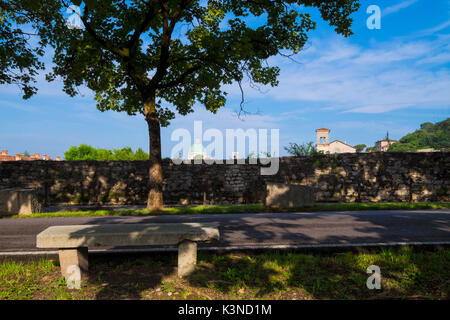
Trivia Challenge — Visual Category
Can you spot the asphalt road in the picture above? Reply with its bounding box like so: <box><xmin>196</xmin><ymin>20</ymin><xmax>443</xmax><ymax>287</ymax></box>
<box><xmin>0</xmin><ymin>209</ymin><xmax>449</xmax><ymax>254</ymax></box>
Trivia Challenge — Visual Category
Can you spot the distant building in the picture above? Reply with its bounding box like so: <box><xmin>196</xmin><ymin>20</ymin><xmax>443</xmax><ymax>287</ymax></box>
<box><xmin>417</xmin><ymin>148</ymin><xmax>437</xmax><ymax>152</ymax></box>
<box><xmin>375</xmin><ymin>138</ymin><xmax>397</xmax><ymax>152</ymax></box>
<box><xmin>0</xmin><ymin>150</ymin><xmax>61</xmax><ymax>161</ymax></box>
<box><xmin>316</xmin><ymin>128</ymin><xmax>356</xmax><ymax>154</ymax></box>
<box><xmin>187</xmin><ymin>139</ymin><xmax>207</xmax><ymax>160</ymax></box>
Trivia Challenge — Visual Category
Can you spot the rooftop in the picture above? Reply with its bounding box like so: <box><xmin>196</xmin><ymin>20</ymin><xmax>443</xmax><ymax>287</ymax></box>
<box><xmin>0</xmin><ymin>150</ymin><xmax>61</xmax><ymax>161</ymax></box>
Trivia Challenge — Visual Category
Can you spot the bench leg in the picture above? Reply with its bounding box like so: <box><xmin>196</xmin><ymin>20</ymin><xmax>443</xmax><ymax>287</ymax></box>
<box><xmin>58</xmin><ymin>247</ymin><xmax>88</xmax><ymax>286</ymax></box>
<box><xmin>178</xmin><ymin>240</ymin><xmax>197</xmax><ymax>277</ymax></box>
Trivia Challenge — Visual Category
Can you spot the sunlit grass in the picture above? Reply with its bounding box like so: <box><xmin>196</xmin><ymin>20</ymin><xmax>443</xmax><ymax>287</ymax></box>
<box><xmin>6</xmin><ymin>202</ymin><xmax>450</xmax><ymax>219</ymax></box>
<box><xmin>1</xmin><ymin>247</ymin><xmax>448</xmax><ymax>300</ymax></box>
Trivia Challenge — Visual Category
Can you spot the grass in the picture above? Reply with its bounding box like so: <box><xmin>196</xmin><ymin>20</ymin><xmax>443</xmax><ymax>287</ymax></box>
<box><xmin>0</xmin><ymin>246</ymin><xmax>448</xmax><ymax>300</ymax></box>
<box><xmin>5</xmin><ymin>202</ymin><xmax>450</xmax><ymax>219</ymax></box>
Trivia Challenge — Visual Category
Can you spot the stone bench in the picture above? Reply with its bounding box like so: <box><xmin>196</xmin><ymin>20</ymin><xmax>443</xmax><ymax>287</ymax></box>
<box><xmin>264</xmin><ymin>182</ymin><xmax>315</xmax><ymax>208</ymax></box>
<box><xmin>36</xmin><ymin>223</ymin><xmax>220</xmax><ymax>281</ymax></box>
<box><xmin>0</xmin><ymin>188</ymin><xmax>41</xmax><ymax>216</ymax></box>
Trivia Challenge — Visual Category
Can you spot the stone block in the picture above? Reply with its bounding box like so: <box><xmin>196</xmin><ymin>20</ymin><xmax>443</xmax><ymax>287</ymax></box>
<box><xmin>58</xmin><ymin>247</ymin><xmax>88</xmax><ymax>281</ymax></box>
<box><xmin>0</xmin><ymin>188</ymin><xmax>41</xmax><ymax>216</ymax></box>
<box><xmin>37</xmin><ymin>223</ymin><xmax>219</xmax><ymax>283</ymax></box>
<box><xmin>178</xmin><ymin>240</ymin><xmax>197</xmax><ymax>277</ymax></box>
<box><xmin>37</xmin><ymin>223</ymin><xmax>219</xmax><ymax>248</ymax></box>
<box><xmin>264</xmin><ymin>182</ymin><xmax>315</xmax><ymax>208</ymax></box>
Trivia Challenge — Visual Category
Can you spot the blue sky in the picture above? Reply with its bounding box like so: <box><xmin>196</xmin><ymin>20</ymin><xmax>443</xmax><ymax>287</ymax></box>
<box><xmin>1</xmin><ymin>0</ymin><xmax>449</xmax><ymax>159</ymax></box>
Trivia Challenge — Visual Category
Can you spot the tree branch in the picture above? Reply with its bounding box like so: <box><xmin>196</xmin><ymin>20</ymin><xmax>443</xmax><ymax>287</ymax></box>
<box><xmin>127</xmin><ymin>2</ymin><xmax>157</xmax><ymax>50</ymax></box>
<box><xmin>157</xmin><ymin>64</ymin><xmax>202</xmax><ymax>89</ymax></box>
<box><xmin>62</xmin><ymin>1</ymin><xmax>129</xmax><ymax>59</ymax></box>
<box><xmin>148</xmin><ymin>0</ymin><xmax>192</xmax><ymax>88</ymax></box>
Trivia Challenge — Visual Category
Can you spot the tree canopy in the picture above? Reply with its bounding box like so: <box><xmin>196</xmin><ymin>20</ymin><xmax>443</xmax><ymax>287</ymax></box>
<box><xmin>64</xmin><ymin>144</ymin><xmax>149</xmax><ymax>160</ymax></box>
<box><xmin>0</xmin><ymin>0</ymin><xmax>51</xmax><ymax>98</ymax></box>
<box><xmin>3</xmin><ymin>0</ymin><xmax>360</xmax><ymax>120</ymax></box>
<box><xmin>388</xmin><ymin>118</ymin><xmax>450</xmax><ymax>152</ymax></box>
<box><xmin>1</xmin><ymin>0</ymin><xmax>360</xmax><ymax>209</ymax></box>
<box><xmin>284</xmin><ymin>141</ymin><xmax>322</xmax><ymax>156</ymax></box>
<box><xmin>354</xmin><ymin>144</ymin><xmax>366</xmax><ymax>152</ymax></box>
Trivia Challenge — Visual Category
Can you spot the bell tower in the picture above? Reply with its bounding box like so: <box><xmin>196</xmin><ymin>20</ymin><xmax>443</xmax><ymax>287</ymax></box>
<box><xmin>316</xmin><ymin>128</ymin><xmax>330</xmax><ymax>145</ymax></box>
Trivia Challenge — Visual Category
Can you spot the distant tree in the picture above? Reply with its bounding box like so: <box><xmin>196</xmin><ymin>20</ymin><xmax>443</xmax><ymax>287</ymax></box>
<box><xmin>134</xmin><ymin>148</ymin><xmax>149</xmax><ymax>160</ymax></box>
<box><xmin>354</xmin><ymin>144</ymin><xmax>366</xmax><ymax>153</ymax></box>
<box><xmin>388</xmin><ymin>118</ymin><xmax>449</xmax><ymax>152</ymax></box>
<box><xmin>420</xmin><ymin>122</ymin><xmax>434</xmax><ymax>130</ymax></box>
<box><xmin>95</xmin><ymin>148</ymin><xmax>114</xmax><ymax>160</ymax></box>
<box><xmin>284</xmin><ymin>142</ymin><xmax>322</xmax><ymax>156</ymax></box>
<box><xmin>111</xmin><ymin>147</ymin><xmax>135</xmax><ymax>161</ymax></box>
<box><xmin>64</xmin><ymin>144</ymin><xmax>98</xmax><ymax>160</ymax></box>
<box><xmin>387</xmin><ymin>143</ymin><xmax>415</xmax><ymax>152</ymax></box>
<box><xmin>23</xmin><ymin>150</ymin><xmax>30</xmax><ymax>157</ymax></box>
<box><xmin>64</xmin><ymin>144</ymin><xmax>149</xmax><ymax>160</ymax></box>
<box><xmin>366</xmin><ymin>146</ymin><xmax>377</xmax><ymax>153</ymax></box>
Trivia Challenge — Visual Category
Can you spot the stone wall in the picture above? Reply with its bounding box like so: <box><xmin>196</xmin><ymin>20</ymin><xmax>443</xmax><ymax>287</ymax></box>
<box><xmin>270</xmin><ymin>152</ymin><xmax>449</xmax><ymax>203</ymax></box>
<box><xmin>0</xmin><ymin>152</ymin><xmax>448</xmax><ymax>205</ymax></box>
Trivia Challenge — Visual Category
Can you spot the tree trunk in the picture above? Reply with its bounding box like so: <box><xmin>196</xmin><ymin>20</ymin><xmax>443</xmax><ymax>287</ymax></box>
<box><xmin>144</xmin><ymin>95</ymin><xmax>164</xmax><ymax>210</ymax></box>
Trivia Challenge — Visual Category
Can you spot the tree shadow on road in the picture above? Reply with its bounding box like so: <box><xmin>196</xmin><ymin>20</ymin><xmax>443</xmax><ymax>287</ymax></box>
<box><xmin>63</xmin><ymin>209</ymin><xmax>450</xmax><ymax>299</ymax></box>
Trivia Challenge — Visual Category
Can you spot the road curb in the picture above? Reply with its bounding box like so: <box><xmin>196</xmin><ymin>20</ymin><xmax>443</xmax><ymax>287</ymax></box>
<box><xmin>1</xmin><ymin>241</ymin><xmax>450</xmax><ymax>257</ymax></box>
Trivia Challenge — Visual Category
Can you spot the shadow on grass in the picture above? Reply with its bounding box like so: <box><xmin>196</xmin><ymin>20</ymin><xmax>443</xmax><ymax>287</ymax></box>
<box><xmin>1</xmin><ymin>247</ymin><xmax>448</xmax><ymax>300</ymax></box>
<box><xmin>87</xmin><ymin>252</ymin><xmax>177</xmax><ymax>300</ymax></box>
<box><xmin>86</xmin><ymin>246</ymin><xmax>450</xmax><ymax>300</ymax></box>
<box><xmin>39</xmin><ymin>203</ymin><xmax>450</xmax><ymax>299</ymax></box>
<box><xmin>56</xmin><ymin>222</ymin><xmax>217</xmax><ymax>299</ymax></box>
<box><xmin>185</xmin><ymin>247</ymin><xmax>450</xmax><ymax>299</ymax></box>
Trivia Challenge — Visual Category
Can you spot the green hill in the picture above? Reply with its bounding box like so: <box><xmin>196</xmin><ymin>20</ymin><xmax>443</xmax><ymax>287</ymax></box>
<box><xmin>389</xmin><ymin>118</ymin><xmax>450</xmax><ymax>152</ymax></box>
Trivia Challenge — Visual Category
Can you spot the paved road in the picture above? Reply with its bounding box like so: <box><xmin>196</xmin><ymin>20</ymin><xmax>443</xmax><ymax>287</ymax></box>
<box><xmin>0</xmin><ymin>210</ymin><xmax>449</xmax><ymax>254</ymax></box>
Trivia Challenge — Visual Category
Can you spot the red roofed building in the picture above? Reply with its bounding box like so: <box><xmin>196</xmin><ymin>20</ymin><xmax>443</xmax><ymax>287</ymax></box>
<box><xmin>0</xmin><ymin>150</ymin><xmax>61</xmax><ymax>161</ymax></box>
<box><xmin>375</xmin><ymin>139</ymin><xmax>398</xmax><ymax>152</ymax></box>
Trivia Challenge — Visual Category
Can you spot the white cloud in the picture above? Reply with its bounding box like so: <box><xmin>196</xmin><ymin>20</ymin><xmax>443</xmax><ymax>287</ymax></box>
<box><xmin>0</xmin><ymin>100</ymin><xmax>40</xmax><ymax>112</ymax></box>
<box><xmin>416</xmin><ymin>20</ymin><xmax>450</xmax><ymax>36</ymax></box>
<box><xmin>223</xmin><ymin>34</ymin><xmax>450</xmax><ymax>114</ymax></box>
<box><xmin>2</xmin><ymin>26</ymin><xmax>449</xmax><ymax>119</ymax></box>
<box><xmin>169</xmin><ymin>106</ymin><xmax>283</xmax><ymax>131</ymax></box>
<box><xmin>417</xmin><ymin>51</ymin><xmax>450</xmax><ymax>65</ymax></box>
<box><xmin>382</xmin><ymin>0</ymin><xmax>418</xmax><ymax>16</ymax></box>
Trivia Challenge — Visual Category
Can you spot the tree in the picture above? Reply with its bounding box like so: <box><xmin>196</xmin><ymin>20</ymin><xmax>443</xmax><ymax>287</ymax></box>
<box><xmin>64</xmin><ymin>144</ymin><xmax>149</xmax><ymax>160</ymax></box>
<box><xmin>96</xmin><ymin>148</ymin><xmax>114</xmax><ymax>160</ymax></box>
<box><xmin>420</xmin><ymin>122</ymin><xmax>434</xmax><ymax>130</ymax></box>
<box><xmin>284</xmin><ymin>142</ymin><xmax>322</xmax><ymax>156</ymax></box>
<box><xmin>0</xmin><ymin>0</ymin><xmax>50</xmax><ymax>98</ymax></box>
<box><xmin>64</xmin><ymin>144</ymin><xmax>98</xmax><ymax>160</ymax></box>
<box><xmin>389</xmin><ymin>118</ymin><xmax>449</xmax><ymax>152</ymax></box>
<box><xmin>134</xmin><ymin>148</ymin><xmax>149</xmax><ymax>160</ymax></box>
<box><xmin>3</xmin><ymin>0</ymin><xmax>360</xmax><ymax>209</ymax></box>
<box><xmin>387</xmin><ymin>142</ymin><xmax>415</xmax><ymax>152</ymax></box>
<box><xmin>354</xmin><ymin>144</ymin><xmax>366</xmax><ymax>153</ymax></box>
<box><xmin>23</xmin><ymin>150</ymin><xmax>30</xmax><ymax>157</ymax></box>
<box><xmin>366</xmin><ymin>146</ymin><xmax>377</xmax><ymax>153</ymax></box>
<box><xmin>111</xmin><ymin>147</ymin><xmax>135</xmax><ymax>160</ymax></box>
